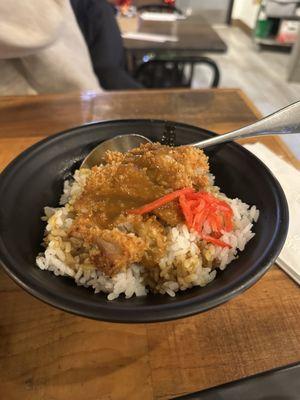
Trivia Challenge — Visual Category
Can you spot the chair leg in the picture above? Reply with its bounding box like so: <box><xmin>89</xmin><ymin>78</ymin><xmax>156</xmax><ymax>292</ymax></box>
<box><xmin>188</xmin><ymin>63</ymin><xmax>194</xmax><ymax>87</ymax></box>
<box><xmin>211</xmin><ymin>63</ymin><xmax>220</xmax><ymax>87</ymax></box>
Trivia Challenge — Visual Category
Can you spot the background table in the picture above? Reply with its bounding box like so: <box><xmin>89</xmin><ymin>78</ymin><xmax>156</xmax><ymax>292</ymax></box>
<box><xmin>0</xmin><ymin>89</ymin><xmax>299</xmax><ymax>400</ymax></box>
<box><xmin>120</xmin><ymin>15</ymin><xmax>227</xmax><ymax>53</ymax></box>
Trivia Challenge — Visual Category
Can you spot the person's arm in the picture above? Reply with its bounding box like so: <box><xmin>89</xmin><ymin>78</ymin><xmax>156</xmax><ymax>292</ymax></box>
<box><xmin>71</xmin><ymin>0</ymin><xmax>142</xmax><ymax>89</ymax></box>
<box><xmin>0</xmin><ymin>0</ymin><xmax>66</xmax><ymax>58</ymax></box>
<box><xmin>98</xmin><ymin>66</ymin><xmax>143</xmax><ymax>90</ymax></box>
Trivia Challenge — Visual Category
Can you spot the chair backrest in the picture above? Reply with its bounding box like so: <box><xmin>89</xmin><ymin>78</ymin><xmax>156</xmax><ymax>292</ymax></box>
<box><xmin>137</xmin><ymin>3</ymin><xmax>183</xmax><ymax>15</ymax></box>
<box><xmin>134</xmin><ymin>57</ymin><xmax>220</xmax><ymax>88</ymax></box>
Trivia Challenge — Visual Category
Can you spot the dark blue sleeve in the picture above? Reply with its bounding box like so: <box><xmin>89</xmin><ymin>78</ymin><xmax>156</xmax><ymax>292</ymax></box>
<box><xmin>71</xmin><ymin>0</ymin><xmax>143</xmax><ymax>89</ymax></box>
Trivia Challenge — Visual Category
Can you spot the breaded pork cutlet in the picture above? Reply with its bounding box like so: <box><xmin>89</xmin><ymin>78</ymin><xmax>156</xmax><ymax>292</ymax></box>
<box><xmin>69</xmin><ymin>143</ymin><xmax>209</xmax><ymax>275</ymax></box>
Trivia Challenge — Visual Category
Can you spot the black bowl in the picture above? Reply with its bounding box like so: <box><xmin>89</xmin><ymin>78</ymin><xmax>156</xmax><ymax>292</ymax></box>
<box><xmin>0</xmin><ymin>119</ymin><xmax>288</xmax><ymax>323</ymax></box>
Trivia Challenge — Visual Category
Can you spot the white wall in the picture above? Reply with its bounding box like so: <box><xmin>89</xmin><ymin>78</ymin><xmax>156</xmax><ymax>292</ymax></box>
<box><xmin>177</xmin><ymin>0</ymin><xmax>230</xmax><ymax>11</ymax></box>
<box><xmin>232</xmin><ymin>0</ymin><xmax>260</xmax><ymax>28</ymax></box>
<box><xmin>177</xmin><ymin>0</ymin><xmax>231</xmax><ymax>23</ymax></box>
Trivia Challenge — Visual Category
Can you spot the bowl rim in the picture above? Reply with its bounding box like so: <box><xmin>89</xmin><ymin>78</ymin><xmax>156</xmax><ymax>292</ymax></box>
<box><xmin>0</xmin><ymin>118</ymin><xmax>289</xmax><ymax>323</ymax></box>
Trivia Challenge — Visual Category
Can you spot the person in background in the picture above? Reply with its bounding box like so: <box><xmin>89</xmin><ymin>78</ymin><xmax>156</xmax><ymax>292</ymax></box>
<box><xmin>71</xmin><ymin>0</ymin><xmax>142</xmax><ymax>90</ymax></box>
<box><xmin>0</xmin><ymin>0</ymin><xmax>100</xmax><ymax>95</ymax></box>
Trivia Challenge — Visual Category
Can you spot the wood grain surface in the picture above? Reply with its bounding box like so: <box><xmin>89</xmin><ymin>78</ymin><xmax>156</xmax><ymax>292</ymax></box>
<box><xmin>0</xmin><ymin>89</ymin><xmax>299</xmax><ymax>400</ymax></box>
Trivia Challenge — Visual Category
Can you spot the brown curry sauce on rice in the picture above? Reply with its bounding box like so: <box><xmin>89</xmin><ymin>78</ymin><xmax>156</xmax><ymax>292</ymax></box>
<box><xmin>37</xmin><ymin>143</ymin><xmax>259</xmax><ymax>298</ymax></box>
<box><xmin>70</xmin><ymin>143</ymin><xmax>211</xmax><ymax>276</ymax></box>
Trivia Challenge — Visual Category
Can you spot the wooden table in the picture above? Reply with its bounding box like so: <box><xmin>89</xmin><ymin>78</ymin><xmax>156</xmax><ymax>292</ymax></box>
<box><xmin>120</xmin><ymin>15</ymin><xmax>227</xmax><ymax>53</ymax></box>
<box><xmin>0</xmin><ymin>89</ymin><xmax>299</xmax><ymax>400</ymax></box>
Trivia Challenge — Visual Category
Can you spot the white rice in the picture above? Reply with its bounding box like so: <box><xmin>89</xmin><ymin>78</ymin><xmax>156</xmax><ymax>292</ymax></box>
<box><xmin>36</xmin><ymin>170</ymin><xmax>259</xmax><ymax>300</ymax></box>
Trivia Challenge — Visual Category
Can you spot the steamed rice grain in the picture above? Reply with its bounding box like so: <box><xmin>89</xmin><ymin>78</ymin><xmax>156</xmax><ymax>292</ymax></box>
<box><xmin>36</xmin><ymin>169</ymin><xmax>259</xmax><ymax>300</ymax></box>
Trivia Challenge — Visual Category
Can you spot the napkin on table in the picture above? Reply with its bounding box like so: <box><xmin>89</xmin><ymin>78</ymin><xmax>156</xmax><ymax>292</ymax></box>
<box><xmin>121</xmin><ymin>32</ymin><xmax>178</xmax><ymax>42</ymax></box>
<box><xmin>139</xmin><ymin>12</ymin><xmax>186</xmax><ymax>21</ymax></box>
<box><xmin>244</xmin><ymin>143</ymin><xmax>300</xmax><ymax>285</ymax></box>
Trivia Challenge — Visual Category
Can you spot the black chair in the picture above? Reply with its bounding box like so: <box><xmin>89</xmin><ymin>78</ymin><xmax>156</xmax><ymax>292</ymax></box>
<box><xmin>134</xmin><ymin>56</ymin><xmax>220</xmax><ymax>88</ymax></box>
<box><xmin>137</xmin><ymin>3</ymin><xmax>183</xmax><ymax>15</ymax></box>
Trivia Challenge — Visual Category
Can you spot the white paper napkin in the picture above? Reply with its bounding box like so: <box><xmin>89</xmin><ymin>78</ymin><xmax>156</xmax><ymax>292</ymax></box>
<box><xmin>244</xmin><ymin>143</ymin><xmax>300</xmax><ymax>284</ymax></box>
<box><xmin>121</xmin><ymin>32</ymin><xmax>178</xmax><ymax>42</ymax></box>
<box><xmin>139</xmin><ymin>12</ymin><xmax>186</xmax><ymax>21</ymax></box>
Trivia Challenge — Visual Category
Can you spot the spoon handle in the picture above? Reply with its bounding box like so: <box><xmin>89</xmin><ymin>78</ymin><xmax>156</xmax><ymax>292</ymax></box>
<box><xmin>192</xmin><ymin>100</ymin><xmax>300</xmax><ymax>149</ymax></box>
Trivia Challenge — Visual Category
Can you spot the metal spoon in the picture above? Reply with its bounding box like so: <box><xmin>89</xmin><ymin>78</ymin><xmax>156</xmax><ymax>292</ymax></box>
<box><xmin>81</xmin><ymin>101</ymin><xmax>300</xmax><ymax>168</ymax></box>
<box><xmin>81</xmin><ymin>134</ymin><xmax>151</xmax><ymax>169</ymax></box>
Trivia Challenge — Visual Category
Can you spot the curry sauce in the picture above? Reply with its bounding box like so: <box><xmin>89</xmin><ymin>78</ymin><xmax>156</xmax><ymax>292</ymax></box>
<box><xmin>69</xmin><ymin>143</ymin><xmax>210</xmax><ymax>276</ymax></box>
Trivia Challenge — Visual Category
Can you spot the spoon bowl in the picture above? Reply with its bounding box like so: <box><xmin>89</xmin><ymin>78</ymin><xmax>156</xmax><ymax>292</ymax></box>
<box><xmin>81</xmin><ymin>134</ymin><xmax>151</xmax><ymax>168</ymax></box>
<box><xmin>81</xmin><ymin>101</ymin><xmax>300</xmax><ymax>168</ymax></box>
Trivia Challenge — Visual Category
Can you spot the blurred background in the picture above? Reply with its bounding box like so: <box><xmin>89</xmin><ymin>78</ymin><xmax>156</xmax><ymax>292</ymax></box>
<box><xmin>113</xmin><ymin>0</ymin><xmax>300</xmax><ymax>156</ymax></box>
<box><xmin>1</xmin><ymin>0</ymin><xmax>300</xmax><ymax>155</ymax></box>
